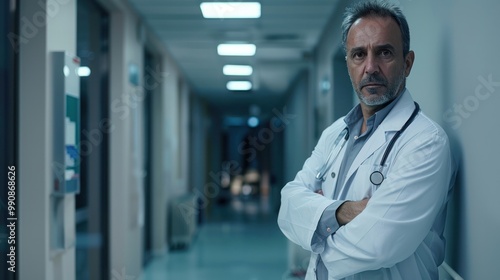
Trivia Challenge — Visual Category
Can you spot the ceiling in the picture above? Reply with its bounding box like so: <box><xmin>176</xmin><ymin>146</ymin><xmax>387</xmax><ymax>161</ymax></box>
<box><xmin>128</xmin><ymin>0</ymin><xmax>339</xmax><ymax>117</ymax></box>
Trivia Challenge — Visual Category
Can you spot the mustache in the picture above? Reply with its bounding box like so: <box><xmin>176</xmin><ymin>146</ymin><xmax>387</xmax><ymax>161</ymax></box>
<box><xmin>359</xmin><ymin>75</ymin><xmax>387</xmax><ymax>88</ymax></box>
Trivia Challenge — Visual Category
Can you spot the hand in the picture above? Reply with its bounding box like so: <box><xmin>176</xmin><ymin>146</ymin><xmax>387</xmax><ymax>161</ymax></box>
<box><xmin>336</xmin><ymin>198</ymin><xmax>369</xmax><ymax>226</ymax></box>
<box><xmin>315</xmin><ymin>189</ymin><xmax>324</xmax><ymax>195</ymax></box>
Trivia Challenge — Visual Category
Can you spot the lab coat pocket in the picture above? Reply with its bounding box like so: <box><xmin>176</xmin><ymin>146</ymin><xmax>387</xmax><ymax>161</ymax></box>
<box><xmin>345</xmin><ymin>164</ymin><xmax>379</xmax><ymax>200</ymax></box>
<box><xmin>313</xmin><ymin>166</ymin><xmax>339</xmax><ymax>198</ymax></box>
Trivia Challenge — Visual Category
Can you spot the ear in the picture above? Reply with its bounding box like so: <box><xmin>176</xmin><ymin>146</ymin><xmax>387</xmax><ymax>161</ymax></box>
<box><xmin>404</xmin><ymin>50</ymin><xmax>415</xmax><ymax>77</ymax></box>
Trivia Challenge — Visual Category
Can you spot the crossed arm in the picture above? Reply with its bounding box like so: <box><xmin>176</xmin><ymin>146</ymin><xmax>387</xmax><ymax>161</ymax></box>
<box><xmin>335</xmin><ymin>198</ymin><xmax>369</xmax><ymax>226</ymax></box>
<box><xmin>278</xmin><ymin>127</ymin><xmax>453</xmax><ymax>278</ymax></box>
<box><xmin>314</xmin><ymin>186</ymin><xmax>369</xmax><ymax>226</ymax></box>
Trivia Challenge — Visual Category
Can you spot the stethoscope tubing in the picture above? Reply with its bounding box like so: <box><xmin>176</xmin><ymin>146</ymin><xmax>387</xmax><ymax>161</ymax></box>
<box><xmin>315</xmin><ymin>128</ymin><xmax>349</xmax><ymax>181</ymax></box>
<box><xmin>317</xmin><ymin>102</ymin><xmax>420</xmax><ymax>186</ymax></box>
<box><xmin>370</xmin><ymin>102</ymin><xmax>420</xmax><ymax>185</ymax></box>
<box><xmin>378</xmin><ymin>102</ymin><xmax>420</xmax><ymax>168</ymax></box>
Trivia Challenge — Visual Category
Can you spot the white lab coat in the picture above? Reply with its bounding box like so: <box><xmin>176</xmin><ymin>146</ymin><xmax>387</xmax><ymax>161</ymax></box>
<box><xmin>278</xmin><ymin>90</ymin><xmax>455</xmax><ymax>280</ymax></box>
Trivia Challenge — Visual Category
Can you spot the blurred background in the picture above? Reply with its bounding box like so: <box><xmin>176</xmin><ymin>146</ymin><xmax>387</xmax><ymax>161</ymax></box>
<box><xmin>1</xmin><ymin>0</ymin><xmax>499</xmax><ymax>279</ymax></box>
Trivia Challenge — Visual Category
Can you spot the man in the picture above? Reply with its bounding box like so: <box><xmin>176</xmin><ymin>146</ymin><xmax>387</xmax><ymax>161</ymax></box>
<box><xmin>277</xmin><ymin>1</ymin><xmax>456</xmax><ymax>279</ymax></box>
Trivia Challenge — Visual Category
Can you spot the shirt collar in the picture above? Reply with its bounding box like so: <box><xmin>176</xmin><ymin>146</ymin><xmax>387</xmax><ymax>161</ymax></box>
<box><xmin>344</xmin><ymin>89</ymin><xmax>406</xmax><ymax>130</ymax></box>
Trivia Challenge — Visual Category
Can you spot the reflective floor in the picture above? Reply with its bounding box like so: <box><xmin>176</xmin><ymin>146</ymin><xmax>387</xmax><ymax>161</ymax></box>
<box><xmin>141</xmin><ymin>196</ymin><xmax>291</xmax><ymax>280</ymax></box>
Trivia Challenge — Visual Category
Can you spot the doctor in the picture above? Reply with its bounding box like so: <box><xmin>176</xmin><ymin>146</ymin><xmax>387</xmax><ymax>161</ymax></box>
<box><xmin>277</xmin><ymin>1</ymin><xmax>456</xmax><ymax>279</ymax></box>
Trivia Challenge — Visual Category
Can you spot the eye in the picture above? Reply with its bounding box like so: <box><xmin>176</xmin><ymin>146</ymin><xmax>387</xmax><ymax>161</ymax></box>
<box><xmin>379</xmin><ymin>49</ymin><xmax>393</xmax><ymax>58</ymax></box>
<box><xmin>351</xmin><ymin>51</ymin><xmax>365</xmax><ymax>60</ymax></box>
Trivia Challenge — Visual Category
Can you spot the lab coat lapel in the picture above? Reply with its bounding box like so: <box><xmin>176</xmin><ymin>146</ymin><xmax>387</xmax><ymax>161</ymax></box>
<box><xmin>344</xmin><ymin>124</ymin><xmax>387</xmax><ymax>182</ymax></box>
<box><xmin>323</xmin><ymin>144</ymin><xmax>347</xmax><ymax>199</ymax></box>
<box><xmin>342</xmin><ymin>91</ymin><xmax>417</xmax><ymax>189</ymax></box>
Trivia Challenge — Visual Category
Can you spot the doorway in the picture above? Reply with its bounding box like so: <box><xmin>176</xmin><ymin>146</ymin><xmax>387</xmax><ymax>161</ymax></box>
<box><xmin>75</xmin><ymin>0</ymin><xmax>110</xmax><ymax>279</ymax></box>
<box><xmin>142</xmin><ymin>49</ymin><xmax>156</xmax><ymax>266</ymax></box>
<box><xmin>332</xmin><ymin>48</ymin><xmax>354</xmax><ymax>119</ymax></box>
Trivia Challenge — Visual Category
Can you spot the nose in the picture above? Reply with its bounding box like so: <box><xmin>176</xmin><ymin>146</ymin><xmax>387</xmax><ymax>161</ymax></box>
<box><xmin>364</xmin><ymin>53</ymin><xmax>380</xmax><ymax>75</ymax></box>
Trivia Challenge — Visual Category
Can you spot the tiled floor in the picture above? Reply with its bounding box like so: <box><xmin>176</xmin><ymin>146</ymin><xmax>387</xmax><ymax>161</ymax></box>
<box><xmin>141</xmin><ymin>196</ymin><xmax>292</xmax><ymax>280</ymax></box>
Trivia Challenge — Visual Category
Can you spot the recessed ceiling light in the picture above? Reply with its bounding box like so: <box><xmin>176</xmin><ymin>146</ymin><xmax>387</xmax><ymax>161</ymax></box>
<box><xmin>223</xmin><ymin>65</ymin><xmax>253</xmax><ymax>76</ymax></box>
<box><xmin>200</xmin><ymin>2</ymin><xmax>261</xmax><ymax>19</ymax></box>
<box><xmin>247</xmin><ymin>116</ymin><xmax>259</xmax><ymax>127</ymax></box>
<box><xmin>227</xmin><ymin>81</ymin><xmax>252</xmax><ymax>91</ymax></box>
<box><xmin>77</xmin><ymin>66</ymin><xmax>91</xmax><ymax>77</ymax></box>
<box><xmin>217</xmin><ymin>44</ymin><xmax>256</xmax><ymax>56</ymax></box>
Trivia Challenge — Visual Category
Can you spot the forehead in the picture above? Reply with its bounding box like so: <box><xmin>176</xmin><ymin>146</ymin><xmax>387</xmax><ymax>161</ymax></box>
<box><xmin>346</xmin><ymin>15</ymin><xmax>402</xmax><ymax>50</ymax></box>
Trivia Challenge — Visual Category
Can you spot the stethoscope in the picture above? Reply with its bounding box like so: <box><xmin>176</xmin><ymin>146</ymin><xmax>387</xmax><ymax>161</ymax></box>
<box><xmin>315</xmin><ymin>102</ymin><xmax>420</xmax><ymax>186</ymax></box>
<box><xmin>315</xmin><ymin>127</ymin><xmax>349</xmax><ymax>182</ymax></box>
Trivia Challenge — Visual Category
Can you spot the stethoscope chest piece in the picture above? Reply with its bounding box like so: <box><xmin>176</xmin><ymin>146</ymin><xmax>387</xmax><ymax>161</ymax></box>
<box><xmin>370</xmin><ymin>170</ymin><xmax>384</xmax><ymax>185</ymax></box>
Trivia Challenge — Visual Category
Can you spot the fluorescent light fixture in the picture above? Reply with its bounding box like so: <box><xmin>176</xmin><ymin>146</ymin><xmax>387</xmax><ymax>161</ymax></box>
<box><xmin>200</xmin><ymin>2</ymin><xmax>261</xmax><ymax>19</ymax></box>
<box><xmin>77</xmin><ymin>66</ymin><xmax>91</xmax><ymax>77</ymax></box>
<box><xmin>223</xmin><ymin>65</ymin><xmax>253</xmax><ymax>76</ymax></box>
<box><xmin>217</xmin><ymin>43</ymin><xmax>256</xmax><ymax>56</ymax></box>
<box><xmin>227</xmin><ymin>81</ymin><xmax>252</xmax><ymax>91</ymax></box>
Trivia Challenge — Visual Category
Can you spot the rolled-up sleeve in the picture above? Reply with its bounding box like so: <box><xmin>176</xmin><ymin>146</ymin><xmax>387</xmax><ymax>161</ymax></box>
<box><xmin>311</xmin><ymin>200</ymin><xmax>345</xmax><ymax>246</ymax></box>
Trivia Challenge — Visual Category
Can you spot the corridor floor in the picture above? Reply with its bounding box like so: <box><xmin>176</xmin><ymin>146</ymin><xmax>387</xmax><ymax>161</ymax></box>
<box><xmin>141</xmin><ymin>196</ymin><xmax>291</xmax><ymax>280</ymax></box>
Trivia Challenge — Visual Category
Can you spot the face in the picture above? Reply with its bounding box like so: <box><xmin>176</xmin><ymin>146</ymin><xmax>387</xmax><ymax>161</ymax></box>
<box><xmin>346</xmin><ymin>16</ymin><xmax>414</xmax><ymax>108</ymax></box>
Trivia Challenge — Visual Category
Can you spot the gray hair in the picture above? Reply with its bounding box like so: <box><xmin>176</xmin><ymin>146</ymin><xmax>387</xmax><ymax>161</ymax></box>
<box><xmin>341</xmin><ymin>0</ymin><xmax>410</xmax><ymax>57</ymax></box>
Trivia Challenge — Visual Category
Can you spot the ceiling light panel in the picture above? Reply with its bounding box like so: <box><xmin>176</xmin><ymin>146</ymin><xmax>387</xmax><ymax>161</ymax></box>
<box><xmin>217</xmin><ymin>44</ymin><xmax>256</xmax><ymax>56</ymax></box>
<box><xmin>77</xmin><ymin>66</ymin><xmax>91</xmax><ymax>77</ymax></box>
<box><xmin>223</xmin><ymin>65</ymin><xmax>253</xmax><ymax>76</ymax></box>
<box><xmin>227</xmin><ymin>81</ymin><xmax>252</xmax><ymax>91</ymax></box>
<box><xmin>200</xmin><ymin>2</ymin><xmax>261</xmax><ymax>19</ymax></box>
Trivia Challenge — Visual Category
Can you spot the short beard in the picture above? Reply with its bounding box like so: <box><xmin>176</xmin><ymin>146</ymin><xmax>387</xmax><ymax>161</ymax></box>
<box><xmin>356</xmin><ymin>72</ymin><xmax>406</xmax><ymax>106</ymax></box>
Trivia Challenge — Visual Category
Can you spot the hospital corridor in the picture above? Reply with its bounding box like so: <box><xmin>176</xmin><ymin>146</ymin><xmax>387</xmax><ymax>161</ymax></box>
<box><xmin>1</xmin><ymin>0</ymin><xmax>500</xmax><ymax>280</ymax></box>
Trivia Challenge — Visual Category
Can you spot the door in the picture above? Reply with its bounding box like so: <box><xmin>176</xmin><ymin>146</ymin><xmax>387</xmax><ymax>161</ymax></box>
<box><xmin>332</xmin><ymin>48</ymin><xmax>355</xmax><ymax>120</ymax></box>
<box><xmin>75</xmin><ymin>0</ymin><xmax>110</xmax><ymax>279</ymax></box>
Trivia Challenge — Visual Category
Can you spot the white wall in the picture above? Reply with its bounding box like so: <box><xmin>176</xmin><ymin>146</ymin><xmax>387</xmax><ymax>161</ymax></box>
<box><xmin>403</xmin><ymin>0</ymin><xmax>500</xmax><ymax>278</ymax></box>
<box><xmin>19</xmin><ymin>0</ymin><xmax>77</xmax><ymax>279</ymax></box>
<box><xmin>106</xmin><ymin>0</ymin><xmax>192</xmax><ymax>277</ymax></box>
<box><xmin>139</xmin><ymin>14</ymin><xmax>192</xmax><ymax>257</ymax></box>
<box><xmin>107</xmin><ymin>1</ymin><xmax>143</xmax><ymax>276</ymax></box>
